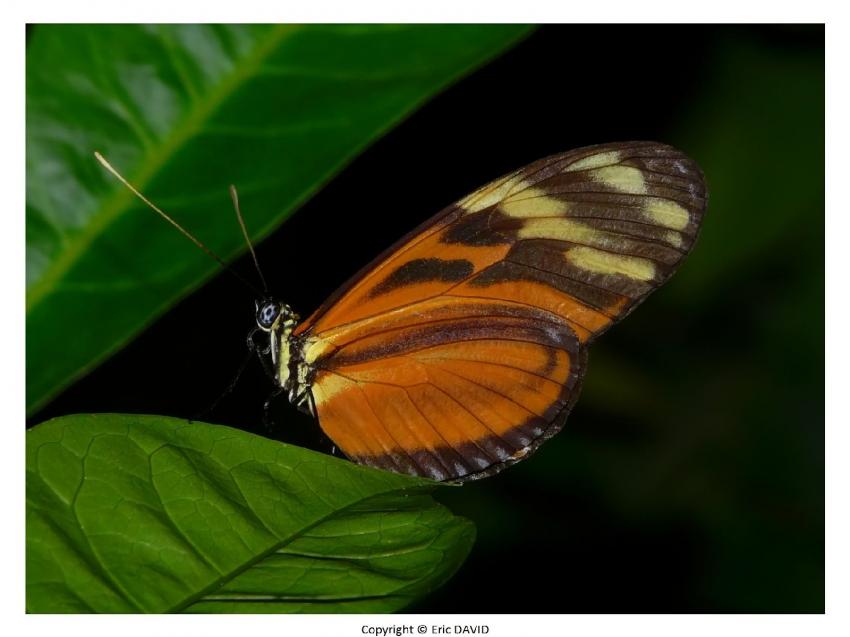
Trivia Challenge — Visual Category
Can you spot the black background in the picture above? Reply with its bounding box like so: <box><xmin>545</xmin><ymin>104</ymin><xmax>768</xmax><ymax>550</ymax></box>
<box><xmin>30</xmin><ymin>25</ymin><xmax>824</xmax><ymax>613</ymax></box>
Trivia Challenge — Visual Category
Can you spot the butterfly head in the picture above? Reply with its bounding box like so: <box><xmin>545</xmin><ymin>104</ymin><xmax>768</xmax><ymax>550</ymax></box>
<box><xmin>255</xmin><ymin>298</ymin><xmax>297</xmax><ymax>332</ymax></box>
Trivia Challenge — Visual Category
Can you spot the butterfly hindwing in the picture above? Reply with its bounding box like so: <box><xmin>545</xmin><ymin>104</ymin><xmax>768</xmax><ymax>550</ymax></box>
<box><xmin>305</xmin><ymin>297</ymin><xmax>585</xmax><ymax>480</ymax></box>
<box><xmin>292</xmin><ymin>142</ymin><xmax>706</xmax><ymax>480</ymax></box>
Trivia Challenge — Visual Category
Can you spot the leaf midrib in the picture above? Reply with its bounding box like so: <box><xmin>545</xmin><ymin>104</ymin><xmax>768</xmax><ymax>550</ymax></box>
<box><xmin>169</xmin><ymin>483</ymin><xmax>433</xmax><ymax>613</ymax></box>
<box><xmin>25</xmin><ymin>24</ymin><xmax>301</xmax><ymax>314</ymax></box>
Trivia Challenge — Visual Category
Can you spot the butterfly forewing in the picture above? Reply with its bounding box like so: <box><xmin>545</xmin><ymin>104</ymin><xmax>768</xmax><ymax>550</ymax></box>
<box><xmin>293</xmin><ymin>142</ymin><xmax>706</xmax><ymax>481</ymax></box>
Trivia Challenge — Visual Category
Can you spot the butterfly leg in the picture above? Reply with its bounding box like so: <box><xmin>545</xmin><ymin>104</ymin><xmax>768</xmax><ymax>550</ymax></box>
<box><xmin>294</xmin><ymin>390</ymin><xmax>316</xmax><ymax>418</ymax></box>
<box><xmin>248</xmin><ymin>327</ymin><xmax>278</xmax><ymax>382</ymax></box>
<box><xmin>263</xmin><ymin>386</ymin><xmax>284</xmax><ymax>430</ymax></box>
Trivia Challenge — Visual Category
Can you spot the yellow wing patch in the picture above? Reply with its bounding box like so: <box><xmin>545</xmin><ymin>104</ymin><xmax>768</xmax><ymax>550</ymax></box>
<box><xmin>501</xmin><ymin>187</ymin><xmax>570</xmax><ymax>217</ymax></box>
<box><xmin>564</xmin><ymin>150</ymin><xmax>621</xmax><ymax>172</ymax></box>
<box><xmin>645</xmin><ymin>199</ymin><xmax>691</xmax><ymax>230</ymax></box>
<box><xmin>566</xmin><ymin>246</ymin><xmax>656</xmax><ymax>281</ymax></box>
<box><xmin>587</xmin><ymin>164</ymin><xmax>648</xmax><ymax>194</ymax></box>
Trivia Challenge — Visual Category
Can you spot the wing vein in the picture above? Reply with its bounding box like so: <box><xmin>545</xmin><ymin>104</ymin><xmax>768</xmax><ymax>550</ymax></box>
<box><xmin>399</xmin><ymin>387</ymin><xmax>480</xmax><ymax>469</ymax></box>
<box><xmin>347</xmin><ymin>376</ymin><xmax>425</xmax><ymax>473</ymax></box>
<box><xmin>412</xmin><ymin>352</ymin><xmax>564</xmax><ymax>387</ymax></box>
<box><xmin>430</xmin><ymin>364</ymin><xmax>547</xmax><ymax>419</ymax></box>
<box><xmin>416</xmin><ymin>371</ymin><xmax>511</xmax><ymax>443</ymax></box>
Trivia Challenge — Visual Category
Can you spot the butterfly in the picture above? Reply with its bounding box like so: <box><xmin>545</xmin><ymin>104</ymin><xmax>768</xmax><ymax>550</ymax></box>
<box><xmin>97</xmin><ymin>141</ymin><xmax>706</xmax><ymax>482</ymax></box>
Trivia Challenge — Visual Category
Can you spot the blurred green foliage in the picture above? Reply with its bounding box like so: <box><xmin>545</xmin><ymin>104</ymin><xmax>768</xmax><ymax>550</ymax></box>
<box><xmin>431</xmin><ymin>29</ymin><xmax>823</xmax><ymax>612</ymax></box>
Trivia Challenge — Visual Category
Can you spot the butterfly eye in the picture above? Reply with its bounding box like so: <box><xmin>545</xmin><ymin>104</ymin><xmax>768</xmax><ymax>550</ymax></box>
<box><xmin>256</xmin><ymin>301</ymin><xmax>280</xmax><ymax>329</ymax></box>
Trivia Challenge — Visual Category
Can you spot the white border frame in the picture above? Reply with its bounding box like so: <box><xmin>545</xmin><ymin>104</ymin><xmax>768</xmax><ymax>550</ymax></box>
<box><xmin>6</xmin><ymin>3</ymin><xmax>839</xmax><ymax>635</ymax></box>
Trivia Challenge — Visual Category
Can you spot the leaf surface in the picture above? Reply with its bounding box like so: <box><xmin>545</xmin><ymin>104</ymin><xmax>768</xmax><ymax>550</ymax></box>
<box><xmin>26</xmin><ymin>413</ymin><xmax>475</xmax><ymax>613</ymax></box>
<box><xmin>26</xmin><ymin>24</ymin><xmax>530</xmax><ymax>413</ymax></box>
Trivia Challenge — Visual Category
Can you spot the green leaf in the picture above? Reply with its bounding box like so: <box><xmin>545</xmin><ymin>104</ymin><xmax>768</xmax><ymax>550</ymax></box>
<box><xmin>26</xmin><ymin>24</ymin><xmax>530</xmax><ymax>414</ymax></box>
<box><xmin>26</xmin><ymin>413</ymin><xmax>475</xmax><ymax>613</ymax></box>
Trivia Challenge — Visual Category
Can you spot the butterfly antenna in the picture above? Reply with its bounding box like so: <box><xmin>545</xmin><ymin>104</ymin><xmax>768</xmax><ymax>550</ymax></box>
<box><xmin>94</xmin><ymin>152</ymin><xmax>263</xmax><ymax>297</ymax></box>
<box><xmin>229</xmin><ymin>185</ymin><xmax>269</xmax><ymax>294</ymax></box>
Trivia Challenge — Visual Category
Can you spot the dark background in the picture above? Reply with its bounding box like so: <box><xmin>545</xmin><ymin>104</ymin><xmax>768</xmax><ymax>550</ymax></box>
<box><xmin>30</xmin><ymin>25</ymin><xmax>824</xmax><ymax>612</ymax></box>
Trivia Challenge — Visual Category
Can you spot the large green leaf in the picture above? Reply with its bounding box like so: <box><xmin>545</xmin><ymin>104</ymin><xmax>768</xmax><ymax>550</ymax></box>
<box><xmin>26</xmin><ymin>414</ymin><xmax>475</xmax><ymax>613</ymax></box>
<box><xmin>25</xmin><ymin>24</ymin><xmax>530</xmax><ymax>414</ymax></box>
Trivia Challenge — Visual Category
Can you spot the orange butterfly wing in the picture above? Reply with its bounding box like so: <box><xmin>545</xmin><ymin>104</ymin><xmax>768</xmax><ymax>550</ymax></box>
<box><xmin>292</xmin><ymin>142</ymin><xmax>706</xmax><ymax>480</ymax></box>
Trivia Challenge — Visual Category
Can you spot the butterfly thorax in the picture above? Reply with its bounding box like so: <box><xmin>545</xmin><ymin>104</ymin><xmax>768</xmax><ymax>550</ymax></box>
<box><xmin>253</xmin><ymin>299</ymin><xmax>316</xmax><ymax>416</ymax></box>
<box><xmin>278</xmin><ymin>329</ymin><xmax>317</xmax><ymax>416</ymax></box>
